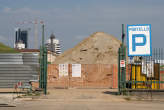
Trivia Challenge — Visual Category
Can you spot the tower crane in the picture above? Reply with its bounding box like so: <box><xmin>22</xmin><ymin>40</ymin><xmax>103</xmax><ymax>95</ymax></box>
<box><xmin>16</xmin><ymin>19</ymin><xmax>44</xmax><ymax>49</ymax></box>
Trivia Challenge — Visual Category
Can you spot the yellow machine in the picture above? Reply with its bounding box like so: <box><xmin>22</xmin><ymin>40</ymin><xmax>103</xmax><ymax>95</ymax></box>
<box><xmin>131</xmin><ymin>65</ymin><xmax>159</xmax><ymax>89</ymax></box>
<box><xmin>132</xmin><ymin>65</ymin><xmax>146</xmax><ymax>89</ymax></box>
<box><xmin>151</xmin><ymin>80</ymin><xmax>159</xmax><ymax>89</ymax></box>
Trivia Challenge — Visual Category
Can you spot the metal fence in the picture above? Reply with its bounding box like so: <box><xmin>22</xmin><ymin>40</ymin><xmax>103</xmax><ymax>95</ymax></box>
<box><xmin>125</xmin><ymin>48</ymin><xmax>164</xmax><ymax>91</ymax></box>
<box><xmin>0</xmin><ymin>53</ymin><xmax>39</xmax><ymax>88</ymax></box>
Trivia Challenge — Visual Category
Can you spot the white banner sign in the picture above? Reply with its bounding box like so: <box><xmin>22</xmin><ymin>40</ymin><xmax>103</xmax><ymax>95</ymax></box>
<box><xmin>72</xmin><ymin>64</ymin><xmax>81</xmax><ymax>77</ymax></box>
<box><xmin>142</xmin><ymin>61</ymin><xmax>154</xmax><ymax>77</ymax></box>
<box><xmin>127</xmin><ymin>24</ymin><xmax>152</xmax><ymax>56</ymax></box>
<box><xmin>59</xmin><ymin>64</ymin><xmax>68</xmax><ymax>77</ymax></box>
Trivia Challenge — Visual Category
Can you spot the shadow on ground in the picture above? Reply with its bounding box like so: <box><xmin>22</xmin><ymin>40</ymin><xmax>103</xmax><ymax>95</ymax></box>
<box><xmin>0</xmin><ymin>104</ymin><xmax>16</xmax><ymax>107</ymax></box>
<box><xmin>103</xmin><ymin>91</ymin><xmax>119</xmax><ymax>95</ymax></box>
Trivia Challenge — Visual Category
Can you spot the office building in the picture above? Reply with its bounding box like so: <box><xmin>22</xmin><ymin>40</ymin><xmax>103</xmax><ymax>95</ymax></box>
<box><xmin>45</xmin><ymin>33</ymin><xmax>61</xmax><ymax>55</ymax></box>
<box><xmin>15</xmin><ymin>28</ymin><xmax>28</xmax><ymax>49</ymax></box>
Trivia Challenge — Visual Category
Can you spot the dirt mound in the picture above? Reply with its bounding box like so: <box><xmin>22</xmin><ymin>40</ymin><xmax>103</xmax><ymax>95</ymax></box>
<box><xmin>54</xmin><ymin>32</ymin><xmax>121</xmax><ymax>64</ymax></box>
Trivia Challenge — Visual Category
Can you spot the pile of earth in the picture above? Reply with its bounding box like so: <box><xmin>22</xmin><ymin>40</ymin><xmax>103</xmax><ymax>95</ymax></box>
<box><xmin>54</xmin><ymin>32</ymin><xmax>121</xmax><ymax>64</ymax></box>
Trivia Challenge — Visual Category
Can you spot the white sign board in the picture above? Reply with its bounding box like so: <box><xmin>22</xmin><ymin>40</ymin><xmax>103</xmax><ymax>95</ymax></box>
<box><xmin>127</xmin><ymin>24</ymin><xmax>152</xmax><ymax>56</ymax></box>
<box><xmin>120</xmin><ymin>60</ymin><xmax>125</xmax><ymax>67</ymax></box>
<box><xmin>72</xmin><ymin>64</ymin><xmax>81</xmax><ymax>77</ymax></box>
<box><xmin>59</xmin><ymin>64</ymin><xmax>68</xmax><ymax>77</ymax></box>
<box><xmin>142</xmin><ymin>61</ymin><xmax>154</xmax><ymax>77</ymax></box>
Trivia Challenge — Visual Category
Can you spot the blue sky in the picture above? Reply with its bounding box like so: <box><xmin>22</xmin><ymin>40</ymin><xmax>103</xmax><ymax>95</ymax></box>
<box><xmin>0</xmin><ymin>0</ymin><xmax>164</xmax><ymax>51</ymax></box>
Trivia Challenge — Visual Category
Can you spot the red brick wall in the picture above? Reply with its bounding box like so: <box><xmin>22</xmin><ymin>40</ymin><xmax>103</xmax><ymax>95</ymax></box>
<box><xmin>160</xmin><ymin>71</ymin><xmax>164</xmax><ymax>89</ymax></box>
<box><xmin>33</xmin><ymin>64</ymin><xmax>164</xmax><ymax>89</ymax></box>
<box><xmin>111</xmin><ymin>64</ymin><xmax>131</xmax><ymax>89</ymax></box>
<box><xmin>112</xmin><ymin>64</ymin><xmax>118</xmax><ymax>89</ymax></box>
<box><xmin>47</xmin><ymin>64</ymin><xmax>114</xmax><ymax>88</ymax></box>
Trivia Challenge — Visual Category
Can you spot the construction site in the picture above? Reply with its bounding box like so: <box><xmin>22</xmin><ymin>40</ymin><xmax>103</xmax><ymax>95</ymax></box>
<box><xmin>0</xmin><ymin>22</ymin><xmax>164</xmax><ymax>110</ymax></box>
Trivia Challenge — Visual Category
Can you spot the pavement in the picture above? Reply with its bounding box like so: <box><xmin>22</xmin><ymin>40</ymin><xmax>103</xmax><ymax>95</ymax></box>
<box><xmin>0</xmin><ymin>89</ymin><xmax>164</xmax><ymax>110</ymax></box>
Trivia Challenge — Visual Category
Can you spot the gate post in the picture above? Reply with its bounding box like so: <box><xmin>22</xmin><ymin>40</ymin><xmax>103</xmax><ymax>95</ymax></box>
<box><xmin>43</xmin><ymin>47</ymin><xmax>47</xmax><ymax>95</ymax></box>
<box><xmin>118</xmin><ymin>48</ymin><xmax>121</xmax><ymax>94</ymax></box>
<box><xmin>118</xmin><ymin>24</ymin><xmax>126</xmax><ymax>94</ymax></box>
<box><xmin>39</xmin><ymin>24</ymin><xmax>48</xmax><ymax>95</ymax></box>
<box><xmin>39</xmin><ymin>46</ymin><xmax>43</xmax><ymax>88</ymax></box>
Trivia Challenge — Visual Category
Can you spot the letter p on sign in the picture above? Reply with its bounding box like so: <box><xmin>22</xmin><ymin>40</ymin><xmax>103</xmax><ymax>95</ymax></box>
<box><xmin>127</xmin><ymin>24</ymin><xmax>152</xmax><ymax>56</ymax></box>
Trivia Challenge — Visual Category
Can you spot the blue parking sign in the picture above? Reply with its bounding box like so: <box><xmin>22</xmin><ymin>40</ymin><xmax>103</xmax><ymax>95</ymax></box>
<box><xmin>127</xmin><ymin>24</ymin><xmax>152</xmax><ymax>56</ymax></box>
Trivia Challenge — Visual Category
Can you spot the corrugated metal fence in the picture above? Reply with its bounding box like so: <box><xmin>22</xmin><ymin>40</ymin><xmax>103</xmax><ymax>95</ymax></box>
<box><xmin>0</xmin><ymin>53</ymin><xmax>39</xmax><ymax>88</ymax></box>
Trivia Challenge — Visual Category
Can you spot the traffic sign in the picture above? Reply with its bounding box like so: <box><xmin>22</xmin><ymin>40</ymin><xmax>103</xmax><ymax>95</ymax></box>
<box><xmin>120</xmin><ymin>60</ymin><xmax>125</xmax><ymax>67</ymax></box>
<box><xmin>127</xmin><ymin>24</ymin><xmax>152</xmax><ymax>56</ymax></box>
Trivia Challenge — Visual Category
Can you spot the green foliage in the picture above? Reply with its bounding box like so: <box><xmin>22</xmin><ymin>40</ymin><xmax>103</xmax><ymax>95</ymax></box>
<box><xmin>0</xmin><ymin>43</ymin><xmax>19</xmax><ymax>53</ymax></box>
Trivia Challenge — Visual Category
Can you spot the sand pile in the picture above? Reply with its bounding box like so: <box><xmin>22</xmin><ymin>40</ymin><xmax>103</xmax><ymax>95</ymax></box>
<box><xmin>54</xmin><ymin>32</ymin><xmax>121</xmax><ymax>64</ymax></box>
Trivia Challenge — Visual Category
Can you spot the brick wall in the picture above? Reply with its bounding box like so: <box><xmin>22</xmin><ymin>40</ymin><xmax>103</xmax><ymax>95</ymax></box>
<box><xmin>47</xmin><ymin>64</ymin><xmax>114</xmax><ymax>88</ymax></box>
<box><xmin>33</xmin><ymin>64</ymin><xmax>164</xmax><ymax>89</ymax></box>
<box><xmin>160</xmin><ymin>71</ymin><xmax>164</xmax><ymax>89</ymax></box>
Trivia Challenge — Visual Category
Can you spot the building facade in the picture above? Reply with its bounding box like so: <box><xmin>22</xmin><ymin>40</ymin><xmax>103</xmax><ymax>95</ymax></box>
<box><xmin>15</xmin><ymin>28</ymin><xmax>28</xmax><ymax>49</ymax></box>
<box><xmin>45</xmin><ymin>33</ymin><xmax>61</xmax><ymax>55</ymax></box>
